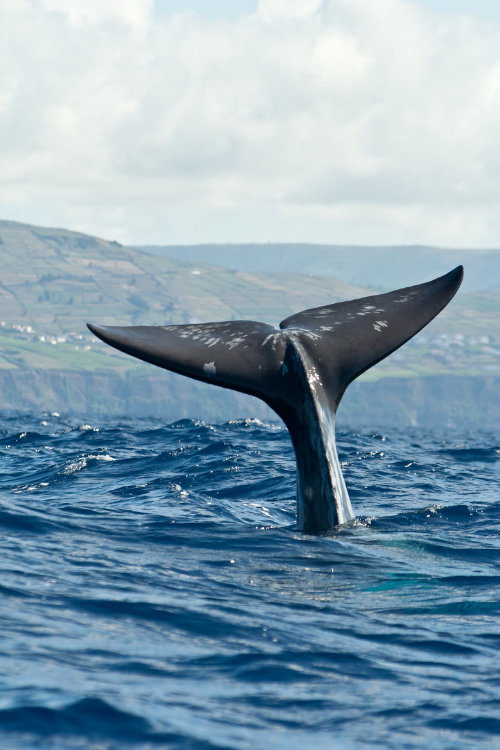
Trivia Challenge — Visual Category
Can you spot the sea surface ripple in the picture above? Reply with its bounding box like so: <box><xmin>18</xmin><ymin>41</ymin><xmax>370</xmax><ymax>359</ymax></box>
<box><xmin>0</xmin><ymin>412</ymin><xmax>499</xmax><ymax>750</ymax></box>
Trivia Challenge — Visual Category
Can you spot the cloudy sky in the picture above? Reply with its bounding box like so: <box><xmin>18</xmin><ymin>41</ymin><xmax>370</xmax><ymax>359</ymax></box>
<box><xmin>1</xmin><ymin>0</ymin><xmax>500</xmax><ymax>247</ymax></box>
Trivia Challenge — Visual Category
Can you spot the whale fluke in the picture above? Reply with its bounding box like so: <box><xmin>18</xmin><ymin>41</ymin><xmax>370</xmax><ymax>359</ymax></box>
<box><xmin>88</xmin><ymin>265</ymin><xmax>463</xmax><ymax>532</ymax></box>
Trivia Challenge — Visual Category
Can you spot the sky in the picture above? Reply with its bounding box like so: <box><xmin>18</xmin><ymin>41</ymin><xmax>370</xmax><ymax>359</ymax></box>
<box><xmin>1</xmin><ymin>0</ymin><xmax>500</xmax><ymax>248</ymax></box>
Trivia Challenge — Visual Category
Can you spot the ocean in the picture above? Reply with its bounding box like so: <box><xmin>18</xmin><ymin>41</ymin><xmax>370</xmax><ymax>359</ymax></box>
<box><xmin>0</xmin><ymin>412</ymin><xmax>499</xmax><ymax>749</ymax></box>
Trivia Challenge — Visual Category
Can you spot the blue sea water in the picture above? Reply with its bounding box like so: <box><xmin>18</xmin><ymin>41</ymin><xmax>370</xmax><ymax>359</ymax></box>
<box><xmin>0</xmin><ymin>412</ymin><xmax>499</xmax><ymax>750</ymax></box>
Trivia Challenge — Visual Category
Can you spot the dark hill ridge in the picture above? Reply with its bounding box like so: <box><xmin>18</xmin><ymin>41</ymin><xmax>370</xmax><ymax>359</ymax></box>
<box><xmin>137</xmin><ymin>242</ymin><xmax>500</xmax><ymax>293</ymax></box>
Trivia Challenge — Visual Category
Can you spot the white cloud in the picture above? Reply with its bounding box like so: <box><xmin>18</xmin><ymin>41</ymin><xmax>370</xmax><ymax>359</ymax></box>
<box><xmin>1</xmin><ymin>0</ymin><xmax>500</xmax><ymax>246</ymax></box>
<box><xmin>41</xmin><ymin>0</ymin><xmax>153</xmax><ymax>29</ymax></box>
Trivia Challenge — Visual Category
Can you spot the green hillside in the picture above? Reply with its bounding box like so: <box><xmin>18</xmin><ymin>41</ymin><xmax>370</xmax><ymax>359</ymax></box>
<box><xmin>0</xmin><ymin>219</ymin><xmax>499</xmax><ymax>381</ymax></box>
<box><xmin>0</xmin><ymin>220</ymin><xmax>363</xmax><ymax>373</ymax></box>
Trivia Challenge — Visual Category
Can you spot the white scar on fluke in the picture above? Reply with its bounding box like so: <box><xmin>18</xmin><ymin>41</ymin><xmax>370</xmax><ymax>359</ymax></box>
<box><xmin>203</xmin><ymin>362</ymin><xmax>217</xmax><ymax>377</ymax></box>
<box><xmin>88</xmin><ymin>266</ymin><xmax>464</xmax><ymax>532</ymax></box>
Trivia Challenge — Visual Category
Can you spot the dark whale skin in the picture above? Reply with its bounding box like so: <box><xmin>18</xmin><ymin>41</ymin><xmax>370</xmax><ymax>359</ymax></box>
<box><xmin>89</xmin><ymin>266</ymin><xmax>463</xmax><ymax>531</ymax></box>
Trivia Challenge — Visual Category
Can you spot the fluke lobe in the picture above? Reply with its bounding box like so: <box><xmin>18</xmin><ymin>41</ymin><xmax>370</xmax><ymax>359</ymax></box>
<box><xmin>88</xmin><ymin>266</ymin><xmax>463</xmax><ymax>532</ymax></box>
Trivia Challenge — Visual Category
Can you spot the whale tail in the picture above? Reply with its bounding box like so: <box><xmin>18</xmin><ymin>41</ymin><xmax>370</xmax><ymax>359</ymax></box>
<box><xmin>88</xmin><ymin>266</ymin><xmax>463</xmax><ymax>531</ymax></box>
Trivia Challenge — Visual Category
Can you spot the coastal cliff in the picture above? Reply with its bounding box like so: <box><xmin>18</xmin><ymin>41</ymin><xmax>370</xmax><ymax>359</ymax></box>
<box><xmin>0</xmin><ymin>369</ymin><xmax>498</xmax><ymax>429</ymax></box>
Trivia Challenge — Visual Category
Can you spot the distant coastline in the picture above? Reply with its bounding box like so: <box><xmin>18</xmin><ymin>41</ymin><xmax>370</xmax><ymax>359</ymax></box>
<box><xmin>0</xmin><ymin>368</ymin><xmax>498</xmax><ymax>429</ymax></box>
<box><xmin>0</xmin><ymin>219</ymin><xmax>499</xmax><ymax>427</ymax></box>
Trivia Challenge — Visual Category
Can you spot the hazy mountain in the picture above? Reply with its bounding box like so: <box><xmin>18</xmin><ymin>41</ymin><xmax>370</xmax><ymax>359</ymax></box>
<box><xmin>136</xmin><ymin>243</ymin><xmax>500</xmax><ymax>293</ymax></box>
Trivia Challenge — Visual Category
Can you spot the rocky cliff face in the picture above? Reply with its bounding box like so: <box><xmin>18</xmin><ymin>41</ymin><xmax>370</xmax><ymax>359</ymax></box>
<box><xmin>0</xmin><ymin>369</ymin><xmax>498</xmax><ymax>429</ymax></box>
<box><xmin>0</xmin><ymin>369</ymin><xmax>268</xmax><ymax>422</ymax></box>
<box><xmin>339</xmin><ymin>375</ymin><xmax>500</xmax><ymax>430</ymax></box>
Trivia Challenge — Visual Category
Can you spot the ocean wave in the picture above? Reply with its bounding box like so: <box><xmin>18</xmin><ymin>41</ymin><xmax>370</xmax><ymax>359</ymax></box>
<box><xmin>0</xmin><ymin>414</ymin><xmax>498</xmax><ymax>749</ymax></box>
